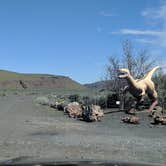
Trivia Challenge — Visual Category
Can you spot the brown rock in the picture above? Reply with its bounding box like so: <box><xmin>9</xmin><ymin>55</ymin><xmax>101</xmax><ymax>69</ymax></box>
<box><xmin>82</xmin><ymin>105</ymin><xmax>104</xmax><ymax>122</ymax></box>
<box><xmin>64</xmin><ymin>102</ymin><xmax>83</xmax><ymax>118</ymax></box>
<box><xmin>50</xmin><ymin>101</ymin><xmax>67</xmax><ymax>111</ymax></box>
<box><xmin>122</xmin><ymin>116</ymin><xmax>140</xmax><ymax>124</ymax></box>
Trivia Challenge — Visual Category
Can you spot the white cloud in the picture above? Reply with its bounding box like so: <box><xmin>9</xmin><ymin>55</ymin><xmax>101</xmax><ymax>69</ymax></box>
<box><xmin>135</xmin><ymin>38</ymin><xmax>156</xmax><ymax>44</ymax></box>
<box><xmin>141</xmin><ymin>3</ymin><xmax>166</xmax><ymax>20</ymax></box>
<box><xmin>141</xmin><ymin>8</ymin><xmax>159</xmax><ymax>18</ymax></box>
<box><xmin>112</xmin><ymin>29</ymin><xmax>161</xmax><ymax>36</ymax></box>
<box><xmin>112</xmin><ymin>3</ymin><xmax>166</xmax><ymax>47</ymax></box>
<box><xmin>140</xmin><ymin>3</ymin><xmax>166</xmax><ymax>47</ymax></box>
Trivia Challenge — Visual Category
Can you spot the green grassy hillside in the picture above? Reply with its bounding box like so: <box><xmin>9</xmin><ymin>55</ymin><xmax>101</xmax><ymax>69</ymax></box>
<box><xmin>0</xmin><ymin>70</ymin><xmax>86</xmax><ymax>90</ymax></box>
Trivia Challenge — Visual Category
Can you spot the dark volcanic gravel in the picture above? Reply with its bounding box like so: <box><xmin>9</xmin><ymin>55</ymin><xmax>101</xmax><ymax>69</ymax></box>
<box><xmin>0</xmin><ymin>95</ymin><xmax>165</xmax><ymax>165</ymax></box>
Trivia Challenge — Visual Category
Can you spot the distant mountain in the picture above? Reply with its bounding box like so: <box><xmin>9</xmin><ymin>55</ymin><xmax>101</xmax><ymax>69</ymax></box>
<box><xmin>84</xmin><ymin>80</ymin><xmax>112</xmax><ymax>91</ymax></box>
<box><xmin>0</xmin><ymin>70</ymin><xmax>86</xmax><ymax>90</ymax></box>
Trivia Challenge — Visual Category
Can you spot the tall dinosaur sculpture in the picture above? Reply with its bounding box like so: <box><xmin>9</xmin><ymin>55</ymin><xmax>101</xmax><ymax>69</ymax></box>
<box><xmin>118</xmin><ymin>66</ymin><xmax>160</xmax><ymax>112</ymax></box>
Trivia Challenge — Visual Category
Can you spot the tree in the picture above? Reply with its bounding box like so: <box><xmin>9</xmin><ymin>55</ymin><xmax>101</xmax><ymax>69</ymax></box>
<box><xmin>122</xmin><ymin>39</ymin><xmax>155</xmax><ymax>78</ymax></box>
<box><xmin>153</xmin><ymin>69</ymin><xmax>166</xmax><ymax>109</ymax></box>
<box><xmin>134</xmin><ymin>49</ymin><xmax>155</xmax><ymax>78</ymax></box>
<box><xmin>122</xmin><ymin>39</ymin><xmax>136</xmax><ymax>76</ymax></box>
<box><xmin>106</xmin><ymin>39</ymin><xmax>156</xmax><ymax>92</ymax></box>
<box><xmin>106</xmin><ymin>56</ymin><xmax>121</xmax><ymax>92</ymax></box>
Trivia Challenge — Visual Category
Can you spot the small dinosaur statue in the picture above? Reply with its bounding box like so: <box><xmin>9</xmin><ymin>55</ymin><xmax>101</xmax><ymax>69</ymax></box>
<box><xmin>118</xmin><ymin>66</ymin><xmax>160</xmax><ymax>112</ymax></box>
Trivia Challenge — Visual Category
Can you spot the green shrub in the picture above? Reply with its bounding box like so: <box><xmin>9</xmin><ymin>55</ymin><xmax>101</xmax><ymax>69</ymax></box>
<box><xmin>97</xmin><ymin>96</ymin><xmax>107</xmax><ymax>109</ymax></box>
<box><xmin>81</xmin><ymin>96</ymin><xmax>91</xmax><ymax>105</ymax></box>
<box><xmin>34</xmin><ymin>96</ymin><xmax>50</xmax><ymax>106</ymax></box>
<box><xmin>68</xmin><ymin>94</ymin><xmax>80</xmax><ymax>102</ymax></box>
<box><xmin>106</xmin><ymin>93</ymin><xmax>119</xmax><ymax>108</ymax></box>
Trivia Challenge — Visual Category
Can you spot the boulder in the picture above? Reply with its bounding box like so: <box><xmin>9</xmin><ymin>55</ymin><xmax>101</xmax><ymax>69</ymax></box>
<box><xmin>64</xmin><ymin>102</ymin><xmax>83</xmax><ymax>118</ymax></box>
<box><xmin>82</xmin><ymin>105</ymin><xmax>104</xmax><ymax>122</ymax></box>
<box><xmin>153</xmin><ymin>116</ymin><xmax>166</xmax><ymax>125</ymax></box>
<box><xmin>122</xmin><ymin>116</ymin><xmax>140</xmax><ymax>124</ymax></box>
<box><xmin>48</xmin><ymin>94</ymin><xmax>69</xmax><ymax>111</ymax></box>
<box><xmin>50</xmin><ymin>101</ymin><xmax>68</xmax><ymax>111</ymax></box>
<box><xmin>151</xmin><ymin>106</ymin><xmax>163</xmax><ymax>118</ymax></box>
<box><xmin>151</xmin><ymin>106</ymin><xmax>166</xmax><ymax>125</ymax></box>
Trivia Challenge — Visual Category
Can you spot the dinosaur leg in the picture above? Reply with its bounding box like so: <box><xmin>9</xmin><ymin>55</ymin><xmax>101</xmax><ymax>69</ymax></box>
<box><xmin>148</xmin><ymin>99</ymin><xmax>158</xmax><ymax>112</ymax></box>
<box><xmin>148</xmin><ymin>90</ymin><xmax>158</xmax><ymax>112</ymax></box>
<box><xmin>128</xmin><ymin>97</ymin><xmax>143</xmax><ymax>114</ymax></box>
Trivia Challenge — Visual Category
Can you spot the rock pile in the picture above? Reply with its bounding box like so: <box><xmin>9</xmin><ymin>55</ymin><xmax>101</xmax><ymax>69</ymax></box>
<box><xmin>35</xmin><ymin>95</ymin><xmax>104</xmax><ymax>122</ymax></box>
<box><xmin>64</xmin><ymin>102</ymin><xmax>83</xmax><ymax>118</ymax></box>
<box><xmin>151</xmin><ymin>106</ymin><xmax>166</xmax><ymax>125</ymax></box>
<box><xmin>151</xmin><ymin>106</ymin><xmax>163</xmax><ymax>118</ymax></box>
<box><xmin>82</xmin><ymin>105</ymin><xmax>104</xmax><ymax>122</ymax></box>
<box><xmin>64</xmin><ymin>103</ymin><xmax>104</xmax><ymax>122</ymax></box>
<box><xmin>121</xmin><ymin>116</ymin><xmax>140</xmax><ymax>124</ymax></box>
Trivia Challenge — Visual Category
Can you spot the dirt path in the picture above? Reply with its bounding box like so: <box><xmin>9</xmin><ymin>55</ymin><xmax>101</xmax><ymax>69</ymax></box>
<box><xmin>0</xmin><ymin>94</ymin><xmax>165</xmax><ymax>165</ymax></box>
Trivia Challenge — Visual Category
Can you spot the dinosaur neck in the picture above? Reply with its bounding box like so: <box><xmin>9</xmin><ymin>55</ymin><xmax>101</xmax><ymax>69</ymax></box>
<box><xmin>126</xmin><ymin>75</ymin><xmax>137</xmax><ymax>88</ymax></box>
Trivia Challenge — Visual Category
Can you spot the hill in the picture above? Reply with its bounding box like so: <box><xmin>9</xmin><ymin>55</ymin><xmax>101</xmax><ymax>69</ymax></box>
<box><xmin>0</xmin><ymin>70</ymin><xmax>86</xmax><ymax>90</ymax></box>
<box><xmin>84</xmin><ymin>80</ymin><xmax>111</xmax><ymax>91</ymax></box>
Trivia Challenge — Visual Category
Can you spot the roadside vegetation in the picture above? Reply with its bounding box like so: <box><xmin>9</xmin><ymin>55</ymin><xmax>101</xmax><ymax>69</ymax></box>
<box><xmin>1</xmin><ymin>40</ymin><xmax>166</xmax><ymax>112</ymax></box>
<box><xmin>103</xmin><ymin>39</ymin><xmax>166</xmax><ymax>110</ymax></box>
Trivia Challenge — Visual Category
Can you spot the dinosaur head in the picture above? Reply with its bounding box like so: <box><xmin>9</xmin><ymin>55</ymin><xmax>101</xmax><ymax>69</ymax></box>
<box><xmin>118</xmin><ymin>68</ymin><xmax>130</xmax><ymax>78</ymax></box>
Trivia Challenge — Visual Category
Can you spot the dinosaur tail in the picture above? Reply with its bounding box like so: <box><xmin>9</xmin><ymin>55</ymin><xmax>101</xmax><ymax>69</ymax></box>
<box><xmin>144</xmin><ymin>66</ymin><xmax>160</xmax><ymax>80</ymax></box>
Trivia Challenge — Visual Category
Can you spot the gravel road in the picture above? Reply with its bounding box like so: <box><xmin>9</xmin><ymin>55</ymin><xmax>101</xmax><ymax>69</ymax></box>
<box><xmin>0</xmin><ymin>94</ymin><xmax>165</xmax><ymax>165</ymax></box>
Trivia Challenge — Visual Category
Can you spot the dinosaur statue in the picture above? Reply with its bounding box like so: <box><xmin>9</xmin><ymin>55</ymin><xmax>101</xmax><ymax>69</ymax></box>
<box><xmin>118</xmin><ymin>66</ymin><xmax>160</xmax><ymax>113</ymax></box>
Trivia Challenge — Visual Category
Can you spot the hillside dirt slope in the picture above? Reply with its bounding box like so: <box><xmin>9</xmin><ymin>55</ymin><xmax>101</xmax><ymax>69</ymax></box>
<box><xmin>0</xmin><ymin>70</ymin><xmax>86</xmax><ymax>90</ymax></box>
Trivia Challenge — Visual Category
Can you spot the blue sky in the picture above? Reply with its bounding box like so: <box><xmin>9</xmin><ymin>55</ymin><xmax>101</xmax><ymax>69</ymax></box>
<box><xmin>0</xmin><ymin>0</ymin><xmax>165</xmax><ymax>83</ymax></box>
